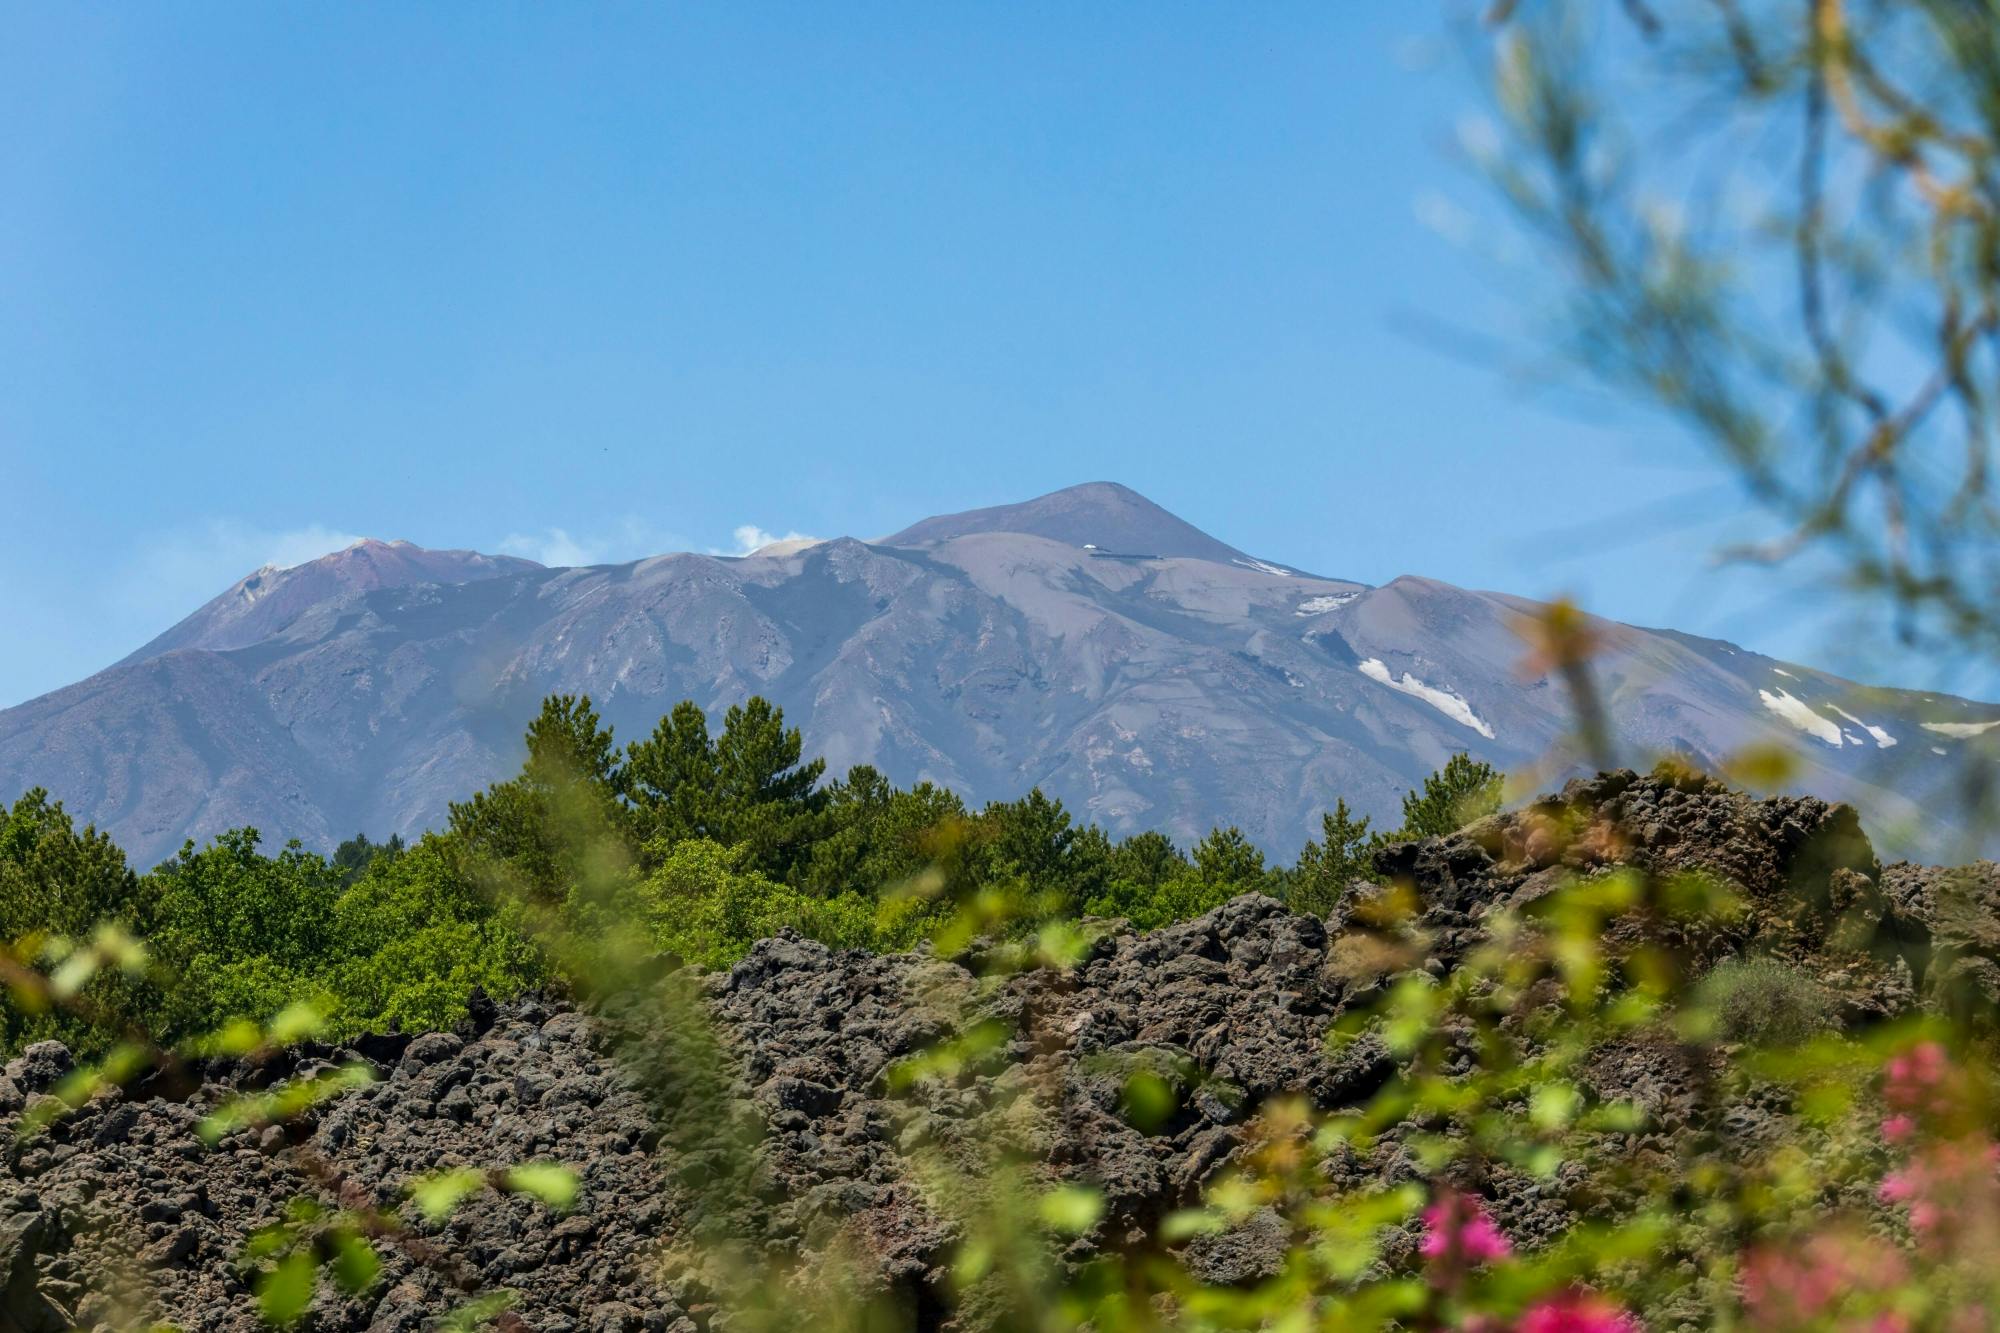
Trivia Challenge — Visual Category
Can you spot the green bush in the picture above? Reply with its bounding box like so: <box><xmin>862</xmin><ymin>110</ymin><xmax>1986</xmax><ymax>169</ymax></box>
<box><xmin>1694</xmin><ymin>956</ymin><xmax>1837</xmax><ymax>1046</ymax></box>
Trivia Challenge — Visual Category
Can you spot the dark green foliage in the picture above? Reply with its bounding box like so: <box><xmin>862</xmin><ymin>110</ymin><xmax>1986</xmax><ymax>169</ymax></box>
<box><xmin>979</xmin><ymin>789</ymin><xmax>1077</xmax><ymax>890</ymax></box>
<box><xmin>331</xmin><ymin>832</ymin><xmax>404</xmax><ymax>885</ymax></box>
<box><xmin>148</xmin><ymin>827</ymin><xmax>544</xmax><ymax>1046</ymax></box>
<box><xmin>709</xmin><ymin>698</ymin><xmax>828</xmax><ymax>879</ymax></box>
<box><xmin>2</xmin><ymin>798</ymin><xmax>542</xmax><ymax>1054</ymax></box>
<box><xmin>1287</xmin><ymin>800</ymin><xmax>1376</xmax><ymax>917</ymax></box>
<box><xmin>326</xmin><ymin>834</ymin><xmax>544</xmax><ymax>1036</ymax></box>
<box><xmin>1108</xmin><ymin>830</ymin><xmax>1185</xmax><ymax>890</ymax></box>
<box><xmin>0</xmin><ymin>790</ymin><xmax>149</xmax><ymax>1054</ymax></box>
<box><xmin>1395</xmin><ymin>752</ymin><xmax>1503</xmax><ymax>840</ymax></box>
<box><xmin>448</xmin><ymin>694</ymin><xmax>629</xmax><ymax>902</ymax></box>
<box><xmin>0</xmin><ymin>788</ymin><xmax>139</xmax><ymax>941</ymax></box>
<box><xmin>1190</xmin><ymin>826</ymin><xmax>1268</xmax><ymax>890</ymax></box>
<box><xmin>148</xmin><ymin>830</ymin><xmax>345</xmax><ymax>1034</ymax></box>
<box><xmin>800</xmin><ymin>768</ymin><xmax>968</xmax><ymax>898</ymax></box>
<box><xmin>626</xmin><ymin>701</ymin><xmax>721</xmax><ymax>849</ymax></box>
<box><xmin>626</xmin><ymin>697</ymin><xmax>827</xmax><ymax>880</ymax></box>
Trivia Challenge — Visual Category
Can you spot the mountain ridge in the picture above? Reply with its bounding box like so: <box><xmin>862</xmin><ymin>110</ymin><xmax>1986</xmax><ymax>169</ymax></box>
<box><xmin>5</xmin><ymin>483</ymin><xmax>1997</xmax><ymax>866</ymax></box>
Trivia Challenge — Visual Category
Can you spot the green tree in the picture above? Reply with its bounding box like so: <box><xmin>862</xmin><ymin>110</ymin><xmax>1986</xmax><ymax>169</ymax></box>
<box><xmin>1087</xmin><ymin>827</ymin><xmax>1266</xmax><ymax>930</ymax></box>
<box><xmin>1109</xmin><ymin>830</ymin><xmax>1185</xmax><ymax>891</ymax></box>
<box><xmin>975</xmin><ymin>788</ymin><xmax>1094</xmax><ymax>916</ymax></box>
<box><xmin>1287</xmin><ymin>799</ymin><xmax>1376</xmax><ymax>917</ymax></box>
<box><xmin>980</xmin><ymin>789</ymin><xmax>1075</xmax><ymax>883</ymax></box>
<box><xmin>625</xmin><ymin>700</ymin><xmax>721</xmax><ymax>851</ymax></box>
<box><xmin>710</xmin><ymin>697</ymin><xmax>826</xmax><ymax>878</ymax></box>
<box><xmin>331</xmin><ymin>832</ymin><xmax>405</xmax><ymax>886</ymax></box>
<box><xmin>330</xmin><ymin>834</ymin><xmax>541</xmax><ymax>1036</ymax></box>
<box><xmin>448</xmin><ymin>694</ymin><xmax>629</xmax><ymax>902</ymax></box>
<box><xmin>1190</xmin><ymin>825</ymin><xmax>1268</xmax><ymax>890</ymax></box>
<box><xmin>0</xmin><ymin>790</ymin><xmax>147</xmax><ymax>1054</ymax></box>
<box><xmin>801</xmin><ymin>768</ymin><xmax>969</xmax><ymax>899</ymax></box>
<box><xmin>633</xmin><ymin>838</ymin><xmax>882</xmax><ymax>969</ymax></box>
<box><xmin>0</xmin><ymin>788</ymin><xmax>139</xmax><ymax>941</ymax></box>
<box><xmin>628</xmin><ymin>697</ymin><xmax>829</xmax><ymax>878</ymax></box>
<box><xmin>1395</xmin><ymin>753</ymin><xmax>1503</xmax><ymax>841</ymax></box>
<box><xmin>148</xmin><ymin>829</ymin><xmax>346</xmax><ymax>1036</ymax></box>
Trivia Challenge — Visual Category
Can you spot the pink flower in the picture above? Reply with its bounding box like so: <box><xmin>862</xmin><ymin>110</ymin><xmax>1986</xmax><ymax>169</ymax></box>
<box><xmin>1881</xmin><ymin>1114</ymin><xmax>1916</xmax><ymax>1143</ymax></box>
<box><xmin>1516</xmin><ymin>1290</ymin><xmax>1640</xmax><ymax>1332</ymax></box>
<box><xmin>1876</xmin><ymin>1136</ymin><xmax>2000</xmax><ymax>1241</ymax></box>
<box><xmin>1420</xmin><ymin>1190</ymin><xmax>1511</xmax><ymax>1269</ymax></box>
<box><xmin>1883</xmin><ymin>1041</ymin><xmax>1958</xmax><ymax>1121</ymax></box>
<box><xmin>1742</xmin><ymin>1230</ymin><xmax>1910</xmax><ymax>1327</ymax></box>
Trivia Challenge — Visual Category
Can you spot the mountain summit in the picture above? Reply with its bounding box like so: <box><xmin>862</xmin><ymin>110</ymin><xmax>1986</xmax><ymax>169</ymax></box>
<box><xmin>121</xmin><ymin>539</ymin><xmax>541</xmax><ymax>665</ymax></box>
<box><xmin>883</xmin><ymin>481</ymin><xmax>1293</xmax><ymax>570</ymax></box>
<box><xmin>2</xmin><ymin>484</ymin><xmax>1996</xmax><ymax>865</ymax></box>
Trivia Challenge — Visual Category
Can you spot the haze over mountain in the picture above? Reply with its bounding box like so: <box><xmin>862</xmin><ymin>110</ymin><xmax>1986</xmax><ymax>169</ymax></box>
<box><xmin>3</xmin><ymin>482</ymin><xmax>1995</xmax><ymax>867</ymax></box>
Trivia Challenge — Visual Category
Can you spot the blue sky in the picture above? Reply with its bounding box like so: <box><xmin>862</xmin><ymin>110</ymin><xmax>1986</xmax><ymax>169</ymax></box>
<box><xmin>0</xmin><ymin>4</ymin><xmax>1953</xmax><ymax>707</ymax></box>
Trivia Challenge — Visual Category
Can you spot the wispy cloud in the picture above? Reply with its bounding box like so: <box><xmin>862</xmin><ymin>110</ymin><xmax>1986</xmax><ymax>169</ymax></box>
<box><xmin>134</xmin><ymin>518</ymin><xmax>362</xmax><ymax>589</ymax></box>
<box><xmin>257</xmin><ymin>524</ymin><xmax>368</xmax><ymax>570</ymax></box>
<box><xmin>714</xmin><ymin>524</ymin><xmax>822</xmax><ymax>557</ymax></box>
<box><xmin>496</xmin><ymin>517</ymin><xmax>690</xmax><ymax>568</ymax></box>
<box><xmin>498</xmin><ymin>528</ymin><xmax>603</xmax><ymax>568</ymax></box>
<box><xmin>113</xmin><ymin>519</ymin><xmax>365</xmax><ymax>636</ymax></box>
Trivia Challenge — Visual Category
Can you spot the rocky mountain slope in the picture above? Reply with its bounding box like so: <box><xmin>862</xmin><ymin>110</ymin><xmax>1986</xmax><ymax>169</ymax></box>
<box><xmin>2</xmin><ymin>771</ymin><xmax>1990</xmax><ymax>1330</ymax></box>
<box><xmin>2</xmin><ymin>482</ymin><xmax>1996</xmax><ymax>866</ymax></box>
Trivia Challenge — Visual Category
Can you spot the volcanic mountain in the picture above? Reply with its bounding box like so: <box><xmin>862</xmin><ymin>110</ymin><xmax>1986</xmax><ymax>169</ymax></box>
<box><xmin>3</xmin><ymin>482</ymin><xmax>1995</xmax><ymax>866</ymax></box>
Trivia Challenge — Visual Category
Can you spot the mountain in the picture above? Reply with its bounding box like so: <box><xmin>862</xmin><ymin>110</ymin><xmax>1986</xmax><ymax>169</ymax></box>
<box><xmin>3</xmin><ymin>484</ymin><xmax>1996</xmax><ymax>867</ymax></box>
<box><xmin>881</xmin><ymin>481</ymin><xmax>1303</xmax><ymax>571</ymax></box>
<box><xmin>121</xmin><ymin>539</ymin><xmax>542</xmax><ymax>664</ymax></box>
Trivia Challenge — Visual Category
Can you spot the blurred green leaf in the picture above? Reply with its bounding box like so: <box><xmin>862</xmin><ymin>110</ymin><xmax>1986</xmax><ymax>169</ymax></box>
<box><xmin>257</xmin><ymin>1250</ymin><xmax>317</xmax><ymax>1327</ymax></box>
<box><xmin>1160</xmin><ymin>1208</ymin><xmax>1226</xmax><ymax>1241</ymax></box>
<box><xmin>1038</xmin><ymin>1184</ymin><xmax>1104</xmax><ymax>1236</ymax></box>
<box><xmin>1530</xmin><ymin>1081</ymin><xmax>1581</xmax><ymax>1132</ymax></box>
<box><xmin>330</xmin><ymin>1232</ymin><xmax>380</xmax><ymax>1295</ymax></box>
<box><xmin>1120</xmin><ymin>1070</ymin><xmax>1177</xmax><ymax>1132</ymax></box>
<box><xmin>408</xmin><ymin>1168</ymin><xmax>483</xmax><ymax>1222</ymax></box>
<box><xmin>505</xmin><ymin>1162</ymin><xmax>579</xmax><ymax>1212</ymax></box>
<box><xmin>267</xmin><ymin>1000</ymin><xmax>327</xmax><ymax>1045</ymax></box>
<box><xmin>439</xmin><ymin>1291</ymin><xmax>520</xmax><ymax>1332</ymax></box>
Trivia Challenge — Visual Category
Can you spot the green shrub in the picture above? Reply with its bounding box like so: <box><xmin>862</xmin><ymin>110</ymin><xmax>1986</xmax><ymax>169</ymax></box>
<box><xmin>1694</xmin><ymin>956</ymin><xmax>1837</xmax><ymax>1046</ymax></box>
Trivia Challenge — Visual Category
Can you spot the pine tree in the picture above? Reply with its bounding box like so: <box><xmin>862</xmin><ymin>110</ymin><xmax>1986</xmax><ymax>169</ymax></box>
<box><xmin>711</xmin><ymin>698</ymin><xmax>827</xmax><ymax>879</ymax></box>
<box><xmin>1287</xmin><ymin>799</ymin><xmax>1375</xmax><ymax>917</ymax></box>
<box><xmin>1396</xmin><ymin>753</ymin><xmax>1503</xmax><ymax>840</ymax></box>
<box><xmin>626</xmin><ymin>700</ymin><xmax>722</xmax><ymax>849</ymax></box>
<box><xmin>1191</xmin><ymin>825</ymin><xmax>1267</xmax><ymax>889</ymax></box>
<box><xmin>447</xmin><ymin>694</ymin><xmax>628</xmax><ymax>902</ymax></box>
<box><xmin>981</xmin><ymin>788</ymin><xmax>1076</xmax><ymax>887</ymax></box>
<box><xmin>1109</xmin><ymin>830</ymin><xmax>1185</xmax><ymax>890</ymax></box>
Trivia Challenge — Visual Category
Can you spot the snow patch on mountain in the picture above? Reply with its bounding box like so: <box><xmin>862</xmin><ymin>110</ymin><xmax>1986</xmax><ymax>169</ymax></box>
<box><xmin>1759</xmin><ymin>688</ymin><xmax>1844</xmax><ymax>746</ymax></box>
<box><xmin>1357</xmin><ymin>658</ymin><xmax>1496</xmax><ymax>739</ymax></box>
<box><xmin>1295</xmin><ymin>593</ymin><xmax>1359</xmax><ymax>616</ymax></box>
<box><xmin>1923</xmin><ymin>719</ymin><xmax>2000</xmax><ymax>738</ymax></box>
<box><xmin>1233</xmin><ymin>558</ymin><xmax>1293</xmax><ymax>578</ymax></box>
<box><xmin>1828</xmin><ymin>704</ymin><xmax>1898</xmax><ymax>749</ymax></box>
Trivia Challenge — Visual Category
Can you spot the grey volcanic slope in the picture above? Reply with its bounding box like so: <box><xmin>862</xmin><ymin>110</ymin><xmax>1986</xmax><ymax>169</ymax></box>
<box><xmin>883</xmin><ymin>480</ymin><xmax>1313</xmax><ymax>572</ymax></box>
<box><xmin>119</xmin><ymin>539</ymin><xmax>542</xmax><ymax>664</ymax></box>
<box><xmin>3</xmin><ymin>484</ymin><xmax>1998</xmax><ymax>867</ymax></box>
